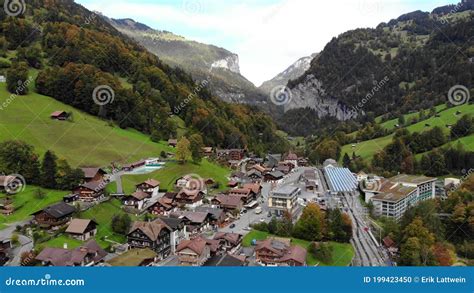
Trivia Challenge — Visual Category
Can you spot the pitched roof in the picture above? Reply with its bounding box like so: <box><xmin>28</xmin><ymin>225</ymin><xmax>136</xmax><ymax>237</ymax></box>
<box><xmin>50</xmin><ymin>111</ymin><xmax>67</xmax><ymax>117</ymax></box>
<box><xmin>66</xmin><ymin>219</ymin><xmax>97</xmax><ymax>234</ymax></box>
<box><xmin>35</xmin><ymin>240</ymin><xmax>106</xmax><ymax>266</ymax></box>
<box><xmin>128</xmin><ymin>221</ymin><xmax>170</xmax><ymax>241</ymax></box>
<box><xmin>156</xmin><ymin>217</ymin><xmax>184</xmax><ymax>230</ymax></box>
<box><xmin>138</xmin><ymin>179</ymin><xmax>160</xmax><ymax>188</ymax></box>
<box><xmin>243</xmin><ymin>183</ymin><xmax>261</xmax><ymax>194</ymax></box>
<box><xmin>214</xmin><ymin>195</ymin><xmax>242</xmax><ymax>207</ymax></box>
<box><xmin>280</xmin><ymin>245</ymin><xmax>307</xmax><ymax>265</ymax></box>
<box><xmin>176</xmin><ymin>237</ymin><xmax>208</xmax><ymax>255</ymax></box>
<box><xmin>79</xmin><ymin>181</ymin><xmax>105</xmax><ymax>191</ymax></box>
<box><xmin>181</xmin><ymin>212</ymin><xmax>210</xmax><ymax>224</ymax></box>
<box><xmin>32</xmin><ymin>202</ymin><xmax>76</xmax><ymax>218</ymax></box>
<box><xmin>80</xmin><ymin>168</ymin><xmax>105</xmax><ymax>179</ymax></box>
<box><xmin>214</xmin><ymin>232</ymin><xmax>242</xmax><ymax>245</ymax></box>
<box><xmin>130</xmin><ymin>190</ymin><xmax>150</xmax><ymax>201</ymax></box>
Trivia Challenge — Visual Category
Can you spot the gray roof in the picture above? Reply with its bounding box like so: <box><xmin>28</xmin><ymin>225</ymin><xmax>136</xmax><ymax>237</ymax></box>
<box><xmin>32</xmin><ymin>202</ymin><xmax>76</xmax><ymax>218</ymax></box>
<box><xmin>273</xmin><ymin>185</ymin><xmax>299</xmax><ymax>197</ymax></box>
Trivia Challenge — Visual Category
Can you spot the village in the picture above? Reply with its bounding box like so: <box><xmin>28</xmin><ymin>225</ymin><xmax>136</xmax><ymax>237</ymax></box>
<box><xmin>0</xmin><ymin>130</ymin><xmax>458</xmax><ymax>268</ymax></box>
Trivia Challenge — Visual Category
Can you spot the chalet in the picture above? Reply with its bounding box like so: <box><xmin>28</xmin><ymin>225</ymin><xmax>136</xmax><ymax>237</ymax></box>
<box><xmin>246</xmin><ymin>170</ymin><xmax>263</xmax><ymax>182</ymax></box>
<box><xmin>202</xmin><ymin>147</ymin><xmax>213</xmax><ymax>157</ymax></box>
<box><xmin>213</xmin><ymin>232</ymin><xmax>242</xmax><ymax>251</ymax></box>
<box><xmin>227</xmin><ymin>188</ymin><xmax>256</xmax><ymax>204</ymax></box>
<box><xmin>148</xmin><ymin>192</ymin><xmax>177</xmax><ymax>215</ymax></box>
<box><xmin>216</xmin><ymin>149</ymin><xmax>246</xmax><ymax>161</ymax></box>
<box><xmin>283</xmin><ymin>152</ymin><xmax>298</xmax><ymax>168</ymax></box>
<box><xmin>63</xmin><ymin>193</ymin><xmax>79</xmax><ymax>203</ymax></box>
<box><xmin>80</xmin><ymin>167</ymin><xmax>106</xmax><ymax>183</ymax></box>
<box><xmin>265</xmin><ymin>154</ymin><xmax>282</xmax><ymax>169</ymax></box>
<box><xmin>0</xmin><ymin>198</ymin><xmax>14</xmax><ymax>215</ymax></box>
<box><xmin>31</xmin><ymin>202</ymin><xmax>76</xmax><ymax>228</ymax></box>
<box><xmin>175</xmin><ymin>189</ymin><xmax>204</xmax><ymax>208</ymax></box>
<box><xmin>276</xmin><ymin>164</ymin><xmax>291</xmax><ymax>175</ymax></box>
<box><xmin>136</xmin><ymin>179</ymin><xmax>160</xmax><ymax>196</ymax></box>
<box><xmin>74</xmin><ymin>181</ymin><xmax>105</xmax><ymax>202</ymax></box>
<box><xmin>255</xmin><ymin>238</ymin><xmax>307</xmax><ymax>267</ymax></box>
<box><xmin>168</xmin><ymin>139</ymin><xmax>178</xmax><ymax>148</ymax></box>
<box><xmin>264</xmin><ymin>170</ymin><xmax>284</xmax><ymax>182</ymax></box>
<box><xmin>243</xmin><ymin>183</ymin><xmax>262</xmax><ymax>197</ymax></box>
<box><xmin>122</xmin><ymin>191</ymin><xmax>151</xmax><ymax>211</ymax></box>
<box><xmin>127</xmin><ymin>221</ymin><xmax>172</xmax><ymax>260</ymax></box>
<box><xmin>195</xmin><ymin>206</ymin><xmax>225</xmax><ymax>226</ymax></box>
<box><xmin>50</xmin><ymin>111</ymin><xmax>69</xmax><ymax>121</ymax></box>
<box><xmin>176</xmin><ymin>237</ymin><xmax>211</xmax><ymax>266</ymax></box>
<box><xmin>0</xmin><ymin>238</ymin><xmax>11</xmax><ymax>266</ymax></box>
<box><xmin>65</xmin><ymin>219</ymin><xmax>98</xmax><ymax>241</ymax></box>
<box><xmin>204</xmin><ymin>253</ymin><xmax>246</xmax><ymax>267</ymax></box>
<box><xmin>212</xmin><ymin>195</ymin><xmax>243</xmax><ymax>211</ymax></box>
<box><xmin>35</xmin><ymin>240</ymin><xmax>107</xmax><ymax>266</ymax></box>
<box><xmin>177</xmin><ymin>211</ymin><xmax>213</xmax><ymax>232</ymax></box>
<box><xmin>248</xmin><ymin>164</ymin><xmax>267</xmax><ymax>174</ymax></box>
<box><xmin>122</xmin><ymin>159</ymin><xmax>146</xmax><ymax>171</ymax></box>
<box><xmin>156</xmin><ymin>216</ymin><xmax>187</xmax><ymax>254</ymax></box>
<box><xmin>227</xmin><ymin>180</ymin><xmax>239</xmax><ymax>188</ymax></box>
<box><xmin>107</xmin><ymin>248</ymin><xmax>158</xmax><ymax>267</ymax></box>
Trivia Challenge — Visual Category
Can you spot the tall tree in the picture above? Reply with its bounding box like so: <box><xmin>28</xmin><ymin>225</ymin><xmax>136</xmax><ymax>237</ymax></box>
<box><xmin>189</xmin><ymin>133</ymin><xmax>204</xmax><ymax>164</ymax></box>
<box><xmin>176</xmin><ymin>137</ymin><xmax>191</xmax><ymax>164</ymax></box>
<box><xmin>293</xmin><ymin>203</ymin><xmax>325</xmax><ymax>241</ymax></box>
<box><xmin>6</xmin><ymin>62</ymin><xmax>29</xmax><ymax>95</ymax></box>
<box><xmin>41</xmin><ymin>151</ymin><xmax>58</xmax><ymax>189</ymax></box>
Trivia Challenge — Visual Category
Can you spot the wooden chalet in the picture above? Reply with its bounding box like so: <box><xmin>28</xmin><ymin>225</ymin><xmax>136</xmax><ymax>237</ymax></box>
<box><xmin>122</xmin><ymin>190</ymin><xmax>151</xmax><ymax>211</ymax></box>
<box><xmin>148</xmin><ymin>192</ymin><xmax>177</xmax><ymax>215</ymax></box>
<box><xmin>35</xmin><ymin>240</ymin><xmax>107</xmax><ymax>266</ymax></box>
<box><xmin>74</xmin><ymin>181</ymin><xmax>105</xmax><ymax>202</ymax></box>
<box><xmin>176</xmin><ymin>237</ymin><xmax>211</xmax><ymax>266</ymax></box>
<box><xmin>127</xmin><ymin>221</ymin><xmax>171</xmax><ymax>260</ymax></box>
<box><xmin>175</xmin><ymin>189</ymin><xmax>204</xmax><ymax>208</ymax></box>
<box><xmin>168</xmin><ymin>139</ymin><xmax>178</xmax><ymax>148</ymax></box>
<box><xmin>136</xmin><ymin>179</ymin><xmax>160</xmax><ymax>196</ymax></box>
<box><xmin>255</xmin><ymin>238</ymin><xmax>307</xmax><ymax>267</ymax></box>
<box><xmin>50</xmin><ymin>111</ymin><xmax>69</xmax><ymax>121</ymax></box>
<box><xmin>211</xmin><ymin>195</ymin><xmax>243</xmax><ymax>211</ymax></box>
<box><xmin>66</xmin><ymin>219</ymin><xmax>98</xmax><ymax>241</ymax></box>
<box><xmin>31</xmin><ymin>202</ymin><xmax>76</xmax><ymax>228</ymax></box>
<box><xmin>80</xmin><ymin>167</ymin><xmax>106</xmax><ymax>183</ymax></box>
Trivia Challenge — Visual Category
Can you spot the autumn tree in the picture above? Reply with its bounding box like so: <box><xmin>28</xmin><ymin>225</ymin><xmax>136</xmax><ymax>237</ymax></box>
<box><xmin>176</xmin><ymin>137</ymin><xmax>191</xmax><ymax>164</ymax></box>
<box><xmin>399</xmin><ymin>217</ymin><xmax>436</xmax><ymax>266</ymax></box>
<box><xmin>6</xmin><ymin>62</ymin><xmax>29</xmax><ymax>95</ymax></box>
<box><xmin>293</xmin><ymin>203</ymin><xmax>325</xmax><ymax>241</ymax></box>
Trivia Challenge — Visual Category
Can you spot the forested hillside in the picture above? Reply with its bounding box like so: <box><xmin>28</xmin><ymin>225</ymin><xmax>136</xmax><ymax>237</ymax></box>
<box><xmin>0</xmin><ymin>0</ymin><xmax>288</xmax><ymax>155</ymax></box>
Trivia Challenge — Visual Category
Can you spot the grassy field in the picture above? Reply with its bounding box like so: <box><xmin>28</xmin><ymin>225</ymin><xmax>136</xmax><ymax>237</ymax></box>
<box><xmin>242</xmin><ymin>230</ymin><xmax>354</xmax><ymax>266</ymax></box>
<box><xmin>0</xmin><ymin>186</ymin><xmax>68</xmax><ymax>227</ymax></box>
<box><xmin>108</xmin><ymin>160</ymin><xmax>230</xmax><ymax>194</ymax></box>
<box><xmin>0</xmin><ymin>83</ymin><xmax>174</xmax><ymax>167</ymax></box>
<box><xmin>77</xmin><ymin>198</ymin><xmax>134</xmax><ymax>247</ymax></box>
<box><xmin>342</xmin><ymin>104</ymin><xmax>474</xmax><ymax>163</ymax></box>
<box><xmin>36</xmin><ymin>235</ymin><xmax>83</xmax><ymax>251</ymax></box>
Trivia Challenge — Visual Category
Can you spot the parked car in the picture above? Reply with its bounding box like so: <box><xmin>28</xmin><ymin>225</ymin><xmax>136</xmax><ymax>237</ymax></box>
<box><xmin>255</xmin><ymin>207</ymin><xmax>262</xmax><ymax>214</ymax></box>
<box><xmin>229</xmin><ymin>223</ymin><xmax>236</xmax><ymax>229</ymax></box>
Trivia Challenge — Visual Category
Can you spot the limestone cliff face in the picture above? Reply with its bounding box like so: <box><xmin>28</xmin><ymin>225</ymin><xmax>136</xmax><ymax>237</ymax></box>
<box><xmin>286</xmin><ymin>74</ymin><xmax>358</xmax><ymax>121</ymax></box>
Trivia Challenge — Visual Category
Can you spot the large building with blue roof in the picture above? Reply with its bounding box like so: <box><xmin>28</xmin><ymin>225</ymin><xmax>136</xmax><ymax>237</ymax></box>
<box><xmin>323</xmin><ymin>166</ymin><xmax>358</xmax><ymax>193</ymax></box>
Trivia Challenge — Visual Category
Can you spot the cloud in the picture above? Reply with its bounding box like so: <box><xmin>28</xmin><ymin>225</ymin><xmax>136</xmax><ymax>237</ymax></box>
<box><xmin>77</xmin><ymin>0</ymin><xmax>458</xmax><ymax>86</ymax></box>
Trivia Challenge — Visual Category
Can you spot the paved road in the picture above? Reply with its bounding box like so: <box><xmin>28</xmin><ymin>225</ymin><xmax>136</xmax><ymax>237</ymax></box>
<box><xmin>7</xmin><ymin>235</ymin><xmax>33</xmax><ymax>266</ymax></box>
<box><xmin>341</xmin><ymin>192</ymin><xmax>386</xmax><ymax>266</ymax></box>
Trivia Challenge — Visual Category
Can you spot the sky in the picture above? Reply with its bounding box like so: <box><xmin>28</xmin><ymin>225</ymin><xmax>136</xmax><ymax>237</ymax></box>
<box><xmin>76</xmin><ymin>0</ymin><xmax>459</xmax><ymax>86</ymax></box>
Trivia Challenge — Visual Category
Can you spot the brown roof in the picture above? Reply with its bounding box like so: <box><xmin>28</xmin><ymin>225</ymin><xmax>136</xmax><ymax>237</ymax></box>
<box><xmin>181</xmin><ymin>212</ymin><xmax>210</xmax><ymax>224</ymax></box>
<box><xmin>228</xmin><ymin>188</ymin><xmax>253</xmax><ymax>198</ymax></box>
<box><xmin>243</xmin><ymin>183</ymin><xmax>261</xmax><ymax>194</ymax></box>
<box><xmin>65</xmin><ymin>219</ymin><xmax>97</xmax><ymax>235</ymax></box>
<box><xmin>280</xmin><ymin>245</ymin><xmax>307</xmax><ymax>265</ymax></box>
<box><xmin>50</xmin><ymin>111</ymin><xmax>67</xmax><ymax>117</ymax></box>
<box><xmin>130</xmin><ymin>190</ymin><xmax>150</xmax><ymax>201</ymax></box>
<box><xmin>286</xmin><ymin>152</ymin><xmax>298</xmax><ymax>161</ymax></box>
<box><xmin>138</xmin><ymin>179</ymin><xmax>160</xmax><ymax>188</ymax></box>
<box><xmin>176</xmin><ymin>237</ymin><xmax>208</xmax><ymax>255</ymax></box>
<box><xmin>80</xmin><ymin>168</ymin><xmax>105</xmax><ymax>179</ymax></box>
<box><xmin>177</xmin><ymin>189</ymin><xmax>203</xmax><ymax>201</ymax></box>
<box><xmin>128</xmin><ymin>221</ymin><xmax>170</xmax><ymax>241</ymax></box>
<box><xmin>35</xmin><ymin>240</ymin><xmax>106</xmax><ymax>266</ymax></box>
<box><xmin>214</xmin><ymin>232</ymin><xmax>242</xmax><ymax>245</ymax></box>
<box><xmin>214</xmin><ymin>195</ymin><xmax>242</xmax><ymax>207</ymax></box>
<box><xmin>383</xmin><ymin>236</ymin><xmax>396</xmax><ymax>248</ymax></box>
<box><xmin>78</xmin><ymin>181</ymin><xmax>105</xmax><ymax>192</ymax></box>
